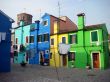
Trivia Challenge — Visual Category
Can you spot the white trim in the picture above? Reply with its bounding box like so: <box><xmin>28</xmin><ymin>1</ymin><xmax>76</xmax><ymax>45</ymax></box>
<box><xmin>69</xmin><ymin>51</ymin><xmax>76</xmax><ymax>52</ymax></box>
<box><xmin>90</xmin><ymin>30</ymin><xmax>99</xmax><ymax>44</ymax></box>
<box><xmin>91</xmin><ymin>51</ymin><xmax>101</xmax><ymax>69</ymax></box>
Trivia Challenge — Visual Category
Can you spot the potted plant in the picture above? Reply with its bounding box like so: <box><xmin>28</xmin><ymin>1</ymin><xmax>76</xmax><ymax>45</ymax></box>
<box><xmin>20</xmin><ymin>61</ymin><xmax>26</xmax><ymax>67</ymax></box>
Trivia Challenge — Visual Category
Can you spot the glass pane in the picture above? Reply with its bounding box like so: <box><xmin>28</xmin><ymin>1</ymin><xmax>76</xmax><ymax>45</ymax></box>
<box><xmin>62</xmin><ymin>37</ymin><xmax>66</xmax><ymax>44</ymax></box>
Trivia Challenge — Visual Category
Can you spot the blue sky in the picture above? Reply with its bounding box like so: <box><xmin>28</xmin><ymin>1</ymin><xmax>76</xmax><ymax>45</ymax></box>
<box><xmin>0</xmin><ymin>0</ymin><xmax>110</xmax><ymax>32</ymax></box>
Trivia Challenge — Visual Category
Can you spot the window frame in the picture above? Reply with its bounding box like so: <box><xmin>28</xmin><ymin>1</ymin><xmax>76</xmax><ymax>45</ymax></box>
<box><xmin>43</xmin><ymin>33</ymin><xmax>49</xmax><ymax>42</ymax></box>
<box><xmin>68</xmin><ymin>51</ymin><xmax>76</xmax><ymax>61</ymax></box>
<box><xmin>51</xmin><ymin>38</ymin><xmax>54</xmax><ymax>45</ymax></box>
<box><xmin>62</xmin><ymin>36</ymin><xmax>66</xmax><ymax>44</ymax></box>
<box><xmin>42</xmin><ymin>19</ymin><xmax>48</xmax><ymax>26</ymax></box>
<box><xmin>29</xmin><ymin>35</ymin><xmax>34</xmax><ymax>44</ymax></box>
<box><xmin>90</xmin><ymin>30</ymin><xmax>99</xmax><ymax>43</ymax></box>
<box><xmin>38</xmin><ymin>35</ymin><xmax>42</xmax><ymax>43</ymax></box>
<box><xmin>69</xmin><ymin>33</ymin><xmax>77</xmax><ymax>44</ymax></box>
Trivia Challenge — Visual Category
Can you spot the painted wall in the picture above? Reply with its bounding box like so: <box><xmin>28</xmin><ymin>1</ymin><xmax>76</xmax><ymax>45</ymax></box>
<box><xmin>50</xmin><ymin>20</ymin><xmax>68</xmax><ymax>67</ymax></box>
<box><xmin>14</xmin><ymin>21</ymin><xmax>31</xmax><ymax>63</ymax></box>
<box><xmin>37</xmin><ymin>14</ymin><xmax>50</xmax><ymax>64</ymax></box>
<box><xmin>29</xmin><ymin>21</ymin><xmax>39</xmax><ymax>64</ymax></box>
<box><xmin>0</xmin><ymin>11</ymin><xmax>14</xmax><ymax>72</ymax></box>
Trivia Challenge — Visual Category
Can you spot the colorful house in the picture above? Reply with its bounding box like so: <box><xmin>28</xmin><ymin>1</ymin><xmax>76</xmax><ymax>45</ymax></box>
<box><xmin>29</xmin><ymin>20</ymin><xmax>40</xmax><ymax>64</ymax></box>
<box><xmin>14</xmin><ymin>20</ymin><xmax>35</xmax><ymax>63</ymax></box>
<box><xmin>50</xmin><ymin>16</ymin><xmax>77</xmax><ymax>67</ymax></box>
<box><xmin>0</xmin><ymin>10</ymin><xmax>14</xmax><ymax>72</ymax></box>
<box><xmin>68</xmin><ymin>13</ymin><xmax>109</xmax><ymax>69</ymax></box>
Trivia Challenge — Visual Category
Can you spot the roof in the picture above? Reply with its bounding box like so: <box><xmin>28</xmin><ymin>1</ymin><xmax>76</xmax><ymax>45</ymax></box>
<box><xmin>48</xmin><ymin>13</ymin><xmax>77</xmax><ymax>35</ymax></box>
<box><xmin>50</xmin><ymin>23</ymin><xmax>107</xmax><ymax>35</ymax></box>
<box><xmin>17</xmin><ymin>13</ymin><xmax>33</xmax><ymax>17</ymax></box>
<box><xmin>85</xmin><ymin>23</ymin><xmax>106</xmax><ymax>30</ymax></box>
<box><xmin>0</xmin><ymin>10</ymin><xmax>14</xmax><ymax>23</ymax></box>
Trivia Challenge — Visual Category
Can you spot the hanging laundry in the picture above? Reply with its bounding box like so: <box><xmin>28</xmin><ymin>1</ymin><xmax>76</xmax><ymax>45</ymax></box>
<box><xmin>59</xmin><ymin>43</ymin><xmax>70</xmax><ymax>55</ymax></box>
<box><xmin>1</xmin><ymin>32</ymin><xmax>6</xmax><ymax>40</ymax></box>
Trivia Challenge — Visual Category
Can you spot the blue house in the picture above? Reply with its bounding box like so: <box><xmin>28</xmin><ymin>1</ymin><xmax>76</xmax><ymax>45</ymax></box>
<box><xmin>37</xmin><ymin>13</ymin><xmax>50</xmax><ymax>65</ymax></box>
<box><xmin>29</xmin><ymin>20</ymin><xmax>40</xmax><ymax>64</ymax></box>
<box><xmin>0</xmin><ymin>10</ymin><xmax>14</xmax><ymax>72</ymax></box>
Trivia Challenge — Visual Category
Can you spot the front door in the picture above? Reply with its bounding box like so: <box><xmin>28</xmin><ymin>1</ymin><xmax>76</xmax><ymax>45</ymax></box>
<box><xmin>62</xmin><ymin>55</ymin><xmax>67</xmax><ymax>66</ymax></box>
<box><xmin>92</xmin><ymin>53</ymin><xmax>99</xmax><ymax>68</ymax></box>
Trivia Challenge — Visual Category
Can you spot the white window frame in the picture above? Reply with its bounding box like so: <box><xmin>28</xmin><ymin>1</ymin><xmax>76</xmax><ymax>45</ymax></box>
<box><xmin>91</xmin><ymin>51</ymin><xmax>101</xmax><ymax>69</ymax></box>
<box><xmin>90</xmin><ymin>30</ymin><xmax>99</xmax><ymax>44</ymax></box>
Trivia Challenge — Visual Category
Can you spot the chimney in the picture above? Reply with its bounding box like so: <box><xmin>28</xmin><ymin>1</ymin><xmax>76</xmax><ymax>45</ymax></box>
<box><xmin>77</xmin><ymin>13</ymin><xmax>85</xmax><ymax>30</ymax></box>
<box><xmin>35</xmin><ymin>20</ymin><xmax>40</xmax><ymax>30</ymax></box>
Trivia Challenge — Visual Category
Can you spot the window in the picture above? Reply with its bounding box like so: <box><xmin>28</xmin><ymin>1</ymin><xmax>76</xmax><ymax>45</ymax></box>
<box><xmin>70</xmin><ymin>34</ymin><xmax>77</xmax><ymax>44</ymax></box>
<box><xmin>26</xmin><ymin>36</ymin><xmax>29</xmax><ymax>43</ymax></box>
<box><xmin>91</xmin><ymin>31</ymin><xmax>98</xmax><ymax>42</ymax></box>
<box><xmin>44</xmin><ymin>34</ymin><xmax>49</xmax><ymax>42</ymax></box>
<box><xmin>68</xmin><ymin>52</ymin><xmax>75</xmax><ymax>61</ymax></box>
<box><xmin>29</xmin><ymin>36</ymin><xmax>34</xmax><ymax>43</ymax></box>
<box><xmin>42</xmin><ymin>20</ymin><xmax>48</xmax><ymax>26</ymax></box>
<box><xmin>62</xmin><ymin>37</ymin><xmax>66</xmax><ymax>44</ymax></box>
<box><xmin>15</xmin><ymin>38</ymin><xmax>18</xmax><ymax>44</ymax></box>
<box><xmin>51</xmin><ymin>38</ymin><xmax>54</xmax><ymax>45</ymax></box>
<box><xmin>50</xmin><ymin>52</ymin><xmax>52</xmax><ymax>59</ymax></box>
<box><xmin>38</xmin><ymin>35</ymin><xmax>42</xmax><ymax>42</ymax></box>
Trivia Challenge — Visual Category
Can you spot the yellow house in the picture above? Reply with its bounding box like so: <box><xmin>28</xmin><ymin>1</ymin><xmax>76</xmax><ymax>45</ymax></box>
<box><xmin>50</xmin><ymin>20</ymin><xmax>69</xmax><ymax>67</ymax></box>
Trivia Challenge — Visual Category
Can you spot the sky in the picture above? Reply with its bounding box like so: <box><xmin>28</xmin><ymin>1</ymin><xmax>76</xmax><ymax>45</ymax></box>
<box><xmin>0</xmin><ymin>0</ymin><xmax>110</xmax><ymax>32</ymax></box>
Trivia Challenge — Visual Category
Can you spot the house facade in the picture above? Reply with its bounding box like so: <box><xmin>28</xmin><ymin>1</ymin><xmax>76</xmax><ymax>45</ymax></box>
<box><xmin>68</xmin><ymin>13</ymin><xmax>109</xmax><ymax>69</ymax></box>
<box><xmin>29</xmin><ymin>21</ymin><xmax>40</xmax><ymax>64</ymax></box>
<box><xmin>0</xmin><ymin>10</ymin><xmax>14</xmax><ymax>72</ymax></box>
<box><xmin>14</xmin><ymin>21</ymin><xmax>33</xmax><ymax>63</ymax></box>
<box><xmin>50</xmin><ymin>16</ymin><xmax>77</xmax><ymax>67</ymax></box>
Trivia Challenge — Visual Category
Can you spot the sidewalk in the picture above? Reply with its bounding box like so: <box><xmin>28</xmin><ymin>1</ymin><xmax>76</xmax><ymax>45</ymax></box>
<box><xmin>0</xmin><ymin>64</ymin><xmax>110</xmax><ymax>82</ymax></box>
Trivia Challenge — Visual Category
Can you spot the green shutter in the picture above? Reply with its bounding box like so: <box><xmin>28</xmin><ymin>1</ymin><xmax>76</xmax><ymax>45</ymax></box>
<box><xmin>91</xmin><ymin>31</ymin><xmax>98</xmax><ymax>42</ymax></box>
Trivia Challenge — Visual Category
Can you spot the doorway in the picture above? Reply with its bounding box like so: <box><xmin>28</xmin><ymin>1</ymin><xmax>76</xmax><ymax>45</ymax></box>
<box><xmin>92</xmin><ymin>52</ymin><xmax>100</xmax><ymax>68</ymax></box>
<box><xmin>62</xmin><ymin>55</ymin><xmax>67</xmax><ymax>66</ymax></box>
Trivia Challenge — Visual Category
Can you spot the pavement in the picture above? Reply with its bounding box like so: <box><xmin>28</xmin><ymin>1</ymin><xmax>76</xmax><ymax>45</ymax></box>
<box><xmin>0</xmin><ymin>64</ymin><xmax>110</xmax><ymax>82</ymax></box>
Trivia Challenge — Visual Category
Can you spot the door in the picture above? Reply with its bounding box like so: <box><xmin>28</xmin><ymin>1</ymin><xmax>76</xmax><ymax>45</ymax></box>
<box><xmin>92</xmin><ymin>53</ymin><xmax>99</xmax><ymax>68</ymax></box>
<box><xmin>62</xmin><ymin>55</ymin><xmax>67</xmax><ymax>66</ymax></box>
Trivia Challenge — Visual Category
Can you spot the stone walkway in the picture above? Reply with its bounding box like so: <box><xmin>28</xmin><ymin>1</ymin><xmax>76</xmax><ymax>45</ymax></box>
<box><xmin>0</xmin><ymin>64</ymin><xmax>110</xmax><ymax>82</ymax></box>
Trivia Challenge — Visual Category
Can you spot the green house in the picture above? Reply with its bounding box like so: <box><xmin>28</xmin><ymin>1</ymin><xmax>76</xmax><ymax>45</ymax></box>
<box><xmin>68</xmin><ymin>13</ymin><xmax>109</xmax><ymax>69</ymax></box>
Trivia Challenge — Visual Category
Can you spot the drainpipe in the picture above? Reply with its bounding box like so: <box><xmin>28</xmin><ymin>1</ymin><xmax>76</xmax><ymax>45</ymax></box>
<box><xmin>35</xmin><ymin>20</ymin><xmax>40</xmax><ymax>56</ymax></box>
<box><xmin>20</xmin><ymin>20</ymin><xmax>24</xmax><ymax>45</ymax></box>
